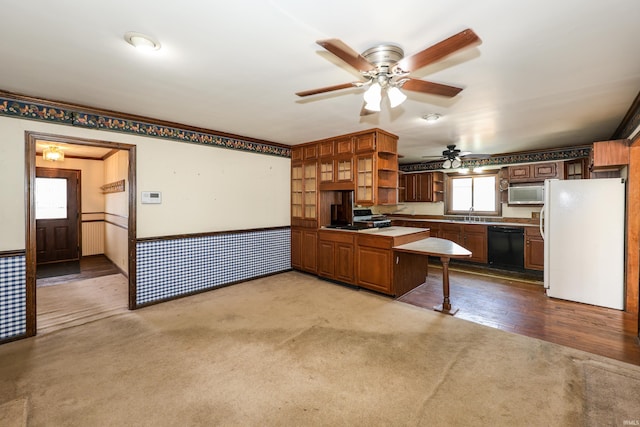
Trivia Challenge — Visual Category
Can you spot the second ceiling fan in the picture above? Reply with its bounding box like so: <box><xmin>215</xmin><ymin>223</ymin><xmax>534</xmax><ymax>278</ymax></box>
<box><xmin>296</xmin><ymin>28</ymin><xmax>481</xmax><ymax>114</ymax></box>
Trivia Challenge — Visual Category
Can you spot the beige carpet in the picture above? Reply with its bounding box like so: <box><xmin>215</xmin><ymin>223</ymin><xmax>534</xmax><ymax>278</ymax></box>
<box><xmin>1</xmin><ymin>271</ymin><xmax>639</xmax><ymax>426</ymax></box>
<box><xmin>37</xmin><ymin>274</ymin><xmax>128</xmax><ymax>334</ymax></box>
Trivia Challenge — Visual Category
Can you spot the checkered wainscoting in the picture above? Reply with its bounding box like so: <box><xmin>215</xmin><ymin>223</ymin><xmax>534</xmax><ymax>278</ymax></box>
<box><xmin>136</xmin><ymin>228</ymin><xmax>291</xmax><ymax>305</ymax></box>
<box><xmin>0</xmin><ymin>255</ymin><xmax>26</xmax><ymax>340</ymax></box>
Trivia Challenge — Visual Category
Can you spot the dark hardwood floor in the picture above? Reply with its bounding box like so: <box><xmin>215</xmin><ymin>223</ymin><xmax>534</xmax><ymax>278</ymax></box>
<box><xmin>37</xmin><ymin>255</ymin><xmax>122</xmax><ymax>287</ymax></box>
<box><xmin>398</xmin><ymin>261</ymin><xmax>640</xmax><ymax>366</ymax></box>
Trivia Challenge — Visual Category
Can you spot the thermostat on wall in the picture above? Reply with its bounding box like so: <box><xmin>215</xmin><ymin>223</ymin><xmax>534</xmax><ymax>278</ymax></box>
<box><xmin>141</xmin><ymin>191</ymin><xmax>162</xmax><ymax>204</ymax></box>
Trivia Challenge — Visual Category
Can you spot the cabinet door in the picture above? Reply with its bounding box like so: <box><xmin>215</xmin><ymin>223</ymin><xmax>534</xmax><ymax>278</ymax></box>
<box><xmin>303</xmin><ymin>162</ymin><xmax>317</xmax><ymax>219</ymax></box>
<box><xmin>319</xmin><ymin>159</ymin><xmax>334</xmax><ymax>184</ymax></box>
<box><xmin>291</xmin><ymin>146</ymin><xmax>303</xmax><ymax>162</ymax></box>
<box><xmin>291</xmin><ymin>228</ymin><xmax>302</xmax><ymax>269</ymax></box>
<box><xmin>354</xmin><ymin>133</ymin><xmax>376</xmax><ymax>153</ymax></box>
<box><xmin>404</xmin><ymin>174</ymin><xmax>418</xmax><ymax>202</ymax></box>
<box><xmin>508</xmin><ymin>165</ymin><xmax>531</xmax><ymax>182</ymax></box>
<box><xmin>532</xmin><ymin>162</ymin><xmax>558</xmax><ymax>179</ymax></box>
<box><xmin>291</xmin><ymin>164</ymin><xmax>303</xmax><ymax>219</ymax></box>
<box><xmin>335</xmin><ymin>137</ymin><xmax>354</xmax><ymax>155</ymax></box>
<box><xmin>356</xmin><ymin>245</ymin><xmax>391</xmax><ymax>293</ymax></box>
<box><xmin>417</xmin><ymin>173</ymin><xmax>432</xmax><ymax>201</ymax></box>
<box><xmin>335</xmin><ymin>243</ymin><xmax>354</xmax><ymax>283</ymax></box>
<box><xmin>335</xmin><ymin>157</ymin><xmax>353</xmax><ymax>183</ymax></box>
<box><xmin>318</xmin><ymin>140</ymin><xmax>334</xmax><ymax>158</ymax></box>
<box><xmin>301</xmin><ymin>230</ymin><xmax>317</xmax><ymax>273</ymax></box>
<box><xmin>463</xmin><ymin>230</ymin><xmax>488</xmax><ymax>263</ymax></box>
<box><xmin>303</xmin><ymin>144</ymin><xmax>318</xmax><ymax>160</ymax></box>
<box><xmin>355</xmin><ymin>154</ymin><xmax>375</xmax><ymax>205</ymax></box>
<box><xmin>440</xmin><ymin>225</ymin><xmax>463</xmax><ymax>246</ymax></box>
<box><xmin>525</xmin><ymin>228</ymin><xmax>544</xmax><ymax>270</ymax></box>
<box><xmin>317</xmin><ymin>240</ymin><xmax>335</xmax><ymax>278</ymax></box>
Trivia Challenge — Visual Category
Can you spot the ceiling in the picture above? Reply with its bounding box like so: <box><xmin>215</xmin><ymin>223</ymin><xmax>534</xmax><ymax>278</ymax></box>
<box><xmin>3</xmin><ymin>1</ymin><xmax>640</xmax><ymax>164</ymax></box>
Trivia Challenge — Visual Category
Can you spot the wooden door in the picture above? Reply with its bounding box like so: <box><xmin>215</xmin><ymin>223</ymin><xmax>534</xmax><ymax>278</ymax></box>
<box><xmin>35</xmin><ymin>167</ymin><xmax>80</xmax><ymax>264</ymax></box>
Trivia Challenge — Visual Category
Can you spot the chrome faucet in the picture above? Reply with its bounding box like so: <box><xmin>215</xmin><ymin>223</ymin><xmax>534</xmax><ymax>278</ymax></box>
<box><xmin>465</xmin><ymin>207</ymin><xmax>474</xmax><ymax>222</ymax></box>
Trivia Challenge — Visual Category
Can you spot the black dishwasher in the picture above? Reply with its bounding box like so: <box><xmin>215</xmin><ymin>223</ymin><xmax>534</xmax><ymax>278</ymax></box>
<box><xmin>487</xmin><ymin>226</ymin><xmax>525</xmax><ymax>270</ymax></box>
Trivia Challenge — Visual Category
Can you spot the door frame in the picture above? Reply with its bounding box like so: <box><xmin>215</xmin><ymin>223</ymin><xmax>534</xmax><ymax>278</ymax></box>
<box><xmin>25</xmin><ymin>132</ymin><xmax>137</xmax><ymax>337</ymax></box>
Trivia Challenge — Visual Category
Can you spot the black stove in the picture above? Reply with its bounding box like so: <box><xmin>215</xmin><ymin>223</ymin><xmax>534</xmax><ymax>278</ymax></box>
<box><xmin>352</xmin><ymin>209</ymin><xmax>391</xmax><ymax>228</ymax></box>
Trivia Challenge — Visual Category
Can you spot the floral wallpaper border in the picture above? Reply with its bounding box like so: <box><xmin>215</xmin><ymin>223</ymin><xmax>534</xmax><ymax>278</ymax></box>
<box><xmin>0</xmin><ymin>96</ymin><xmax>290</xmax><ymax>158</ymax></box>
<box><xmin>400</xmin><ymin>145</ymin><xmax>592</xmax><ymax>172</ymax></box>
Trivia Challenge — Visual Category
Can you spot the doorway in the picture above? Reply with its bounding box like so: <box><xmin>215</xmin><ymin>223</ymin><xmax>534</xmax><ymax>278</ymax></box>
<box><xmin>25</xmin><ymin>132</ymin><xmax>137</xmax><ymax>337</ymax></box>
<box><xmin>35</xmin><ymin>167</ymin><xmax>81</xmax><ymax>279</ymax></box>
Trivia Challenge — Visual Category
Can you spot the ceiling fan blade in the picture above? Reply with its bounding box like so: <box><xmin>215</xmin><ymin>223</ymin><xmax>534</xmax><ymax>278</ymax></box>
<box><xmin>295</xmin><ymin>82</ymin><xmax>356</xmax><ymax>97</ymax></box>
<box><xmin>317</xmin><ymin>39</ymin><xmax>376</xmax><ymax>72</ymax></box>
<box><xmin>401</xmin><ymin>78</ymin><xmax>463</xmax><ymax>97</ymax></box>
<box><xmin>397</xmin><ymin>28</ymin><xmax>481</xmax><ymax>72</ymax></box>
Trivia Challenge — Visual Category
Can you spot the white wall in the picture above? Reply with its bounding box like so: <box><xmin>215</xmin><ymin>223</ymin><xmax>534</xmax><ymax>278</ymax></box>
<box><xmin>136</xmin><ymin>137</ymin><xmax>290</xmax><ymax>238</ymax></box>
<box><xmin>0</xmin><ymin>116</ymin><xmax>291</xmax><ymax>251</ymax></box>
<box><xmin>104</xmin><ymin>150</ymin><xmax>129</xmax><ymax>272</ymax></box>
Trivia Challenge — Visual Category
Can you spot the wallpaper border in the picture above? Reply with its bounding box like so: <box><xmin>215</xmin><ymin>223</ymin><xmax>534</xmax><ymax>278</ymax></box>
<box><xmin>0</xmin><ymin>95</ymin><xmax>290</xmax><ymax>158</ymax></box>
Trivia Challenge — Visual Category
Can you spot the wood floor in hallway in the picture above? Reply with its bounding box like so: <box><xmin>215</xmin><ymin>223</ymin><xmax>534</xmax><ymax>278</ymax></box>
<box><xmin>398</xmin><ymin>262</ymin><xmax>640</xmax><ymax>366</ymax></box>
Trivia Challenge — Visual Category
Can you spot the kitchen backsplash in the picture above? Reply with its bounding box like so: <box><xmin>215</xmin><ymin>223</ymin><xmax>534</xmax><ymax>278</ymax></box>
<box><xmin>373</xmin><ymin>201</ymin><xmax>541</xmax><ymax>219</ymax></box>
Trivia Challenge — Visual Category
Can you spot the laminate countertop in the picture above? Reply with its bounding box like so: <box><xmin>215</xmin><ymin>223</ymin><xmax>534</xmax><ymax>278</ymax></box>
<box><xmin>319</xmin><ymin>226</ymin><xmax>428</xmax><ymax>237</ymax></box>
<box><xmin>389</xmin><ymin>216</ymin><xmax>539</xmax><ymax>228</ymax></box>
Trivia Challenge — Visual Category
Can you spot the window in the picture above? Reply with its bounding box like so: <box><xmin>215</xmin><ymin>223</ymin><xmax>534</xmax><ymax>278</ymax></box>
<box><xmin>35</xmin><ymin>177</ymin><xmax>67</xmax><ymax>219</ymax></box>
<box><xmin>446</xmin><ymin>171</ymin><xmax>500</xmax><ymax>215</ymax></box>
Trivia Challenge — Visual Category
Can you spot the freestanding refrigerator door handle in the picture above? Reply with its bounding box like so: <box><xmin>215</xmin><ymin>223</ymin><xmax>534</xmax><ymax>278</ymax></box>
<box><xmin>539</xmin><ymin>206</ymin><xmax>545</xmax><ymax>240</ymax></box>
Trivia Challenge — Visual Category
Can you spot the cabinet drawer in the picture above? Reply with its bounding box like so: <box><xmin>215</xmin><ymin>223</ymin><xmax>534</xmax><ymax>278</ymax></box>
<box><xmin>318</xmin><ymin>230</ymin><xmax>355</xmax><ymax>244</ymax></box>
<box><xmin>357</xmin><ymin>234</ymin><xmax>392</xmax><ymax>249</ymax></box>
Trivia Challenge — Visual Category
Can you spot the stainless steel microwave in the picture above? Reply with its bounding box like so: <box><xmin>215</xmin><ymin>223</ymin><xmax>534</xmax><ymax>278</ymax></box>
<box><xmin>508</xmin><ymin>185</ymin><xmax>544</xmax><ymax>205</ymax></box>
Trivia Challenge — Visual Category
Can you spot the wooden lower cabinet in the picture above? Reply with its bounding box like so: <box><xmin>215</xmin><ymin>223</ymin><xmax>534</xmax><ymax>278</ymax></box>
<box><xmin>437</xmin><ymin>223</ymin><xmax>487</xmax><ymax>263</ymax></box>
<box><xmin>356</xmin><ymin>242</ymin><xmax>392</xmax><ymax>294</ymax></box>
<box><xmin>463</xmin><ymin>224</ymin><xmax>488</xmax><ymax>264</ymax></box>
<box><xmin>525</xmin><ymin>227</ymin><xmax>544</xmax><ymax>271</ymax></box>
<box><xmin>355</xmin><ymin>230</ymin><xmax>430</xmax><ymax>295</ymax></box>
<box><xmin>291</xmin><ymin>227</ymin><xmax>317</xmax><ymax>274</ymax></box>
<box><xmin>316</xmin><ymin>228</ymin><xmax>429</xmax><ymax>296</ymax></box>
<box><xmin>317</xmin><ymin>231</ymin><xmax>354</xmax><ymax>283</ymax></box>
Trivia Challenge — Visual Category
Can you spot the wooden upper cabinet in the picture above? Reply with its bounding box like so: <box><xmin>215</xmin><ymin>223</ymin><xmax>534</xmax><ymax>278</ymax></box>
<box><xmin>565</xmin><ymin>158</ymin><xmax>586</xmax><ymax>180</ymax></box>
<box><xmin>354</xmin><ymin>133</ymin><xmax>376</xmax><ymax>153</ymax></box>
<box><xmin>291</xmin><ymin>146</ymin><xmax>303</xmax><ymax>162</ymax></box>
<box><xmin>295</xmin><ymin>128</ymin><xmax>398</xmax><ymax>204</ymax></box>
<box><xmin>508</xmin><ymin>165</ymin><xmax>532</xmax><ymax>182</ymax></box>
<box><xmin>508</xmin><ymin>162</ymin><xmax>560</xmax><ymax>183</ymax></box>
<box><xmin>303</xmin><ymin>144</ymin><xmax>318</xmax><ymax>160</ymax></box>
<box><xmin>335</xmin><ymin>137</ymin><xmax>354</xmax><ymax>155</ymax></box>
<box><xmin>531</xmin><ymin>162</ymin><xmax>558</xmax><ymax>179</ymax></box>
<box><xmin>319</xmin><ymin>140</ymin><xmax>334</xmax><ymax>158</ymax></box>
<box><xmin>591</xmin><ymin>139</ymin><xmax>629</xmax><ymax>170</ymax></box>
<box><xmin>404</xmin><ymin>173</ymin><xmax>432</xmax><ymax>202</ymax></box>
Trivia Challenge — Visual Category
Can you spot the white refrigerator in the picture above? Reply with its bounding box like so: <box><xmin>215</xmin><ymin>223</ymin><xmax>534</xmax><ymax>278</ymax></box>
<box><xmin>542</xmin><ymin>178</ymin><xmax>625</xmax><ymax>310</ymax></box>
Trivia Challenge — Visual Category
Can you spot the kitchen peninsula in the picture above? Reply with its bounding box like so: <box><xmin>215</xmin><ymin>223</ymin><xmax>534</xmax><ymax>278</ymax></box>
<box><xmin>317</xmin><ymin>226</ymin><xmax>430</xmax><ymax>296</ymax></box>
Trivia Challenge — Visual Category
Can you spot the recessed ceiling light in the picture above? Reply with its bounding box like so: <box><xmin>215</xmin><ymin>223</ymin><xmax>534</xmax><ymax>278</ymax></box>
<box><xmin>422</xmin><ymin>113</ymin><xmax>442</xmax><ymax>123</ymax></box>
<box><xmin>124</xmin><ymin>32</ymin><xmax>161</xmax><ymax>51</ymax></box>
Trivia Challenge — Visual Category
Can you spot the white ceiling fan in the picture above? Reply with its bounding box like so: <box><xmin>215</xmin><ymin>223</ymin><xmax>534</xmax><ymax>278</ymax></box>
<box><xmin>422</xmin><ymin>144</ymin><xmax>491</xmax><ymax>169</ymax></box>
<box><xmin>296</xmin><ymin>29</ymin><xmax>481</xmax><ymax>115</ymax></box>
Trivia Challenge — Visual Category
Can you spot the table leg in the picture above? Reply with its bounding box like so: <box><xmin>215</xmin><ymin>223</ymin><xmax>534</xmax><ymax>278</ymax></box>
<box><xmin>433</xmin><ymin>256</ymin><xmax>459</xmax><ymax>315</ymax></box>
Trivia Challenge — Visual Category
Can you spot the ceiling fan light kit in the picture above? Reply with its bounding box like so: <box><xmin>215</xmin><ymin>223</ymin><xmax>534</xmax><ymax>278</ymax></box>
<box><xmin>296</xmin><ymin>29</ymin><xmax>481</xmax><ymax>115</ymax></box>
<box><xmin>422</xmin><ymin>144</ymin><xmax>490</xmax><ymax>170</ymax></box>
